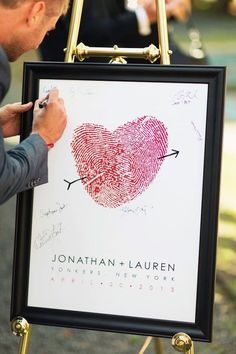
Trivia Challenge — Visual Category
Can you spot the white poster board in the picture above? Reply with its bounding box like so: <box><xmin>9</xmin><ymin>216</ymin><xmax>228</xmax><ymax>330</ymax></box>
<box><xmin>11</xmin><ymin>63</ymin><xmax>225</xmax><ymax>341</ymax></box>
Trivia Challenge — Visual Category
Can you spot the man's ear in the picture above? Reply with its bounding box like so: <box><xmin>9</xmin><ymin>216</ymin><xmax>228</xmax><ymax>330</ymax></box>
<box><xmin>27</xmin><ymin>1</ymin><xmax>46</xmax><ymax>27</ymax></box>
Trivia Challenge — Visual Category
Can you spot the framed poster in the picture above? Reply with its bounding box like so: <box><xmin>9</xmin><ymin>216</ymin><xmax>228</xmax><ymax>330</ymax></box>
<box><xmin>11</xmin><ymin>62</ymin><xmax>225</xmax><ymax>341</ymax></box>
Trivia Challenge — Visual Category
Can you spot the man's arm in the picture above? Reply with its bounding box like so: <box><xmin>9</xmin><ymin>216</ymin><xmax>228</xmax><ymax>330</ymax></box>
<box><xmin>0</xmin><ymin>88</ymin><xmax>67</xmax><ymax>205</ymax></box>
<box><xmin>0</xmin><ymin>132</ymin><xmax>48</xmax><ymax>204</ymax></box>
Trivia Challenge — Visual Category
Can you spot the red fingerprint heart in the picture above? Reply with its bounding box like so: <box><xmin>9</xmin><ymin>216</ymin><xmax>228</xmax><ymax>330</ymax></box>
<box><xmin>71</xmin><ymin>116</ymin><xmax>168</xmax><ymax>208</ymax></box>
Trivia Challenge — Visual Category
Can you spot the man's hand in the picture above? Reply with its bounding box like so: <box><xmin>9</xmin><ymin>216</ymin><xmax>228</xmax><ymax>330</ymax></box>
<box><xmin>138</xmin><ymin>0</ymin><xmax>192</xmax><ymax>23</ymax></box>
<box><xmin>32</xmin><ymin>88</ymin><xmax>67</xmax><ymax>145</ymax></box>
<box><xmin>165</xmin><ymin>0</ymin><xmax>192</xmax><ymax>23</ymax></box>
<box><xmin>138</xmin><ymin>0</ymin><xmax>157</xmax><ymax>24</ymax></box>
<box><xmin>0</xmin><ymin>102</ymin><xmax>33</xmax><ymax>138</ymax></box>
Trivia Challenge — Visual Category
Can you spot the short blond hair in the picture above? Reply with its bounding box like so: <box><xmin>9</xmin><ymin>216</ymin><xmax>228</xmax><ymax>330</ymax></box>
<box><xmin>0</xmin><ymin>0</ymin><xmax>69</xmax><ymax>15</ymax></box>
<box><xmin>46</xmin><ymin>0</ymin><xmax>70</xmax><ymax>16</ymax></box>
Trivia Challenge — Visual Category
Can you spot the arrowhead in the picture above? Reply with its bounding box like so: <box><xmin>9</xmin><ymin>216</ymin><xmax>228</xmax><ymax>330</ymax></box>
<box><xmin>172</xmin><ymin>149</ymin><xmax>179</xmax><ymax>158</ymax></box>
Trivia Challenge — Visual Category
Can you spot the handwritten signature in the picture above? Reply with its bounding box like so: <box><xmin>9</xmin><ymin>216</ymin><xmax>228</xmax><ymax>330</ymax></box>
<box><xmin>40</xmin><ymin>202</ymin><xmax>66</xmax><ymax>218</ymax></box>
<box><xmin>191</xmin><ymin>121</ymin><xmax>202</xmax><ymax>141</ymax></box>
<box><xmin>34</xmin><ymin>222</ymin><xmax>63</xmax><ymax>250</ymax></box>
<box><xmin>172</xmin><ymin>89</ymin><xmax>197</xmax><ymax>106</ymax></box>
<box><xmin>42</xmin><ymin>85</ymin><xmax>58</xmax><ymax>95</ymax></box>
<box><xmin>121</xmin><ymin>205</ymin><xmax>154</xmax><ymax>216</ymax></box>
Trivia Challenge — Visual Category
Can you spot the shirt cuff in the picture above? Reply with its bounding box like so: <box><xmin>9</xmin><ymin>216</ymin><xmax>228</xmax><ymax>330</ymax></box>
<box><xmin>134</xmin><ymin>6</ymin><xmax>152</xmax><ymax>36</ymax></box>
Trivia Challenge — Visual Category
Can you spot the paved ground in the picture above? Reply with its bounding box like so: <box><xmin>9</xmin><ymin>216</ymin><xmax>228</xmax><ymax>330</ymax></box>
<box><xmin>0</xmin><ymin>9</ymin><xmax>236</xmax><ymax>354</ymax></box>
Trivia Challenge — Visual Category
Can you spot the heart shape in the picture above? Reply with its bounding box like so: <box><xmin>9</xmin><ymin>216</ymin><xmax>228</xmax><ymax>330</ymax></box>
<box><xmin>71</xmin><ymin>116</ymin><xmax>168</xmax><ymax>208</ymax></box>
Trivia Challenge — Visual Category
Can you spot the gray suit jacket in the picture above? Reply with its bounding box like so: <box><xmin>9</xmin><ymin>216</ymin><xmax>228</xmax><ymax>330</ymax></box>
<box><xmin>0</xmin><ymin>46</ymin><xmax>48</xmax><ymax>205</ymax></box>
<box><xmin>0</xmin><ymin>131</ymin><xmax>48</xmax><ymax>205</ymax></box>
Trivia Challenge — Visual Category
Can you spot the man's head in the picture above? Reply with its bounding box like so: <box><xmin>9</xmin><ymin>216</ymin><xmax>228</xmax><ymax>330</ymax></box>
<box><xmin>0</xmin><ymin>0</ymin><xmax>69</xmax><ymax>61</ymax></box>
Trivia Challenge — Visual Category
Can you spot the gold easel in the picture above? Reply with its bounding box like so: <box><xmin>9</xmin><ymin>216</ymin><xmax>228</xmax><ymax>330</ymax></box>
<box><xmin>171</xmin><ymin>333</ymin><xmax>195</xmax><ymax>353</ymax></box>
<box><xmin>11</xmin><ymin>317</ymin><xmax>32</xmax><ymax>354</ymax></box>
<box><xmin>11</xmin><ymin>1</ymin><xmax>194</xmax><ymax>353</ymax></box>
<box><xmin>64</xmin><ymin>0</ymin><xmax>171</xmax><ymax>64</ymax></box>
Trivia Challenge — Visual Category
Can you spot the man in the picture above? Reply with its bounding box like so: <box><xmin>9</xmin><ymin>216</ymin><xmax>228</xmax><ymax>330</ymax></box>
<box><xmin>0</xmin><ymin>0</ymin><xmax>70</xmax><ymax>204</ymax></box>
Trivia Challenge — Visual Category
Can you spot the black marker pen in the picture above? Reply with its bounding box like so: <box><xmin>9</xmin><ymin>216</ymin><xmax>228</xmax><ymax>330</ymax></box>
<box><xmin>39</xmin><ymin>100</ymin><xmax>48</xmax><ymax>109</ymax></box>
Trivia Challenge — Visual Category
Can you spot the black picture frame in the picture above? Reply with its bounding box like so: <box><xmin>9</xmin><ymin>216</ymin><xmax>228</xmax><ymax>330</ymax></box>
<box><xmin>11</xmin><ymin>62</ymin><xmax>226</xmax><ymax>342</ymax></box>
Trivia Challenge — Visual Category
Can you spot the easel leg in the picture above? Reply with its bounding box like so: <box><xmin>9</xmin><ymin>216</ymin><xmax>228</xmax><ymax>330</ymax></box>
<box><xmin>172</xmin><ymin>333</ymin><xmax>194</xmax><ymax>354</ymax></box>
<box><xmin>64</xmin><ymin>0</ymin><xmax>84</xmax><ymax>62</ymax></box>
<box><xmin>138</xmin><ymin>336</ymin><xmax>153</xmax><ymax>354</ymax></box>
<box><xmin>11</xmin><ymin>317</ymin><xmax>32</xmax><ymax>354</ymax></box>
<box><xmin>154</xmin><ymin>338</ymin><xmax>165</xmax><ymax>354</ymax></box>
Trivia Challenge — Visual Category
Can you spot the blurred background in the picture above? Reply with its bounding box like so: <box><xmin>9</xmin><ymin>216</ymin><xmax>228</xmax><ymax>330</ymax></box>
<box><xmin>0</xmin><ymin>1</ymin><xmax>235</xmax><ymax>353</ymax></box>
